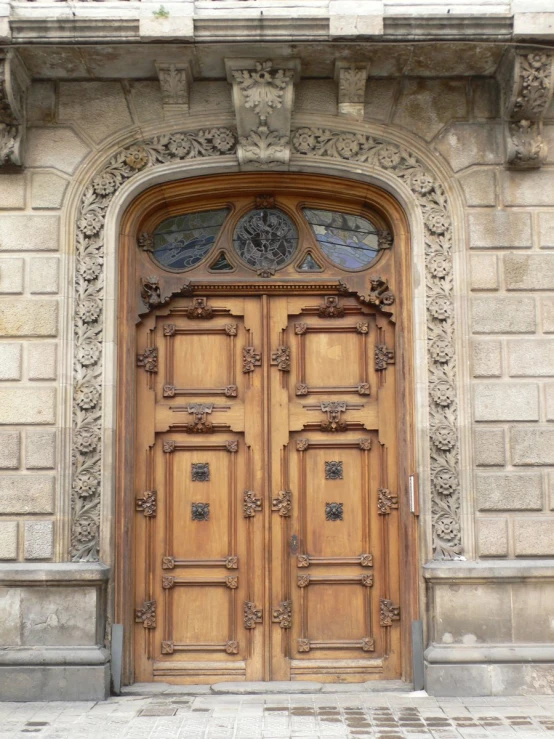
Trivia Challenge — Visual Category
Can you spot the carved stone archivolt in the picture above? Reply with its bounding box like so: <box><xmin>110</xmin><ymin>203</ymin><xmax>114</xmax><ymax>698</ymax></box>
<box><xmin>71</xmin><ymin>121</ymin><xmax>462</xmax><ymax>562</ymax></box>
<box><xmin>0</xmin><ymin>51</ymin><xmax>30</xmax><ymax>168</ymax></box>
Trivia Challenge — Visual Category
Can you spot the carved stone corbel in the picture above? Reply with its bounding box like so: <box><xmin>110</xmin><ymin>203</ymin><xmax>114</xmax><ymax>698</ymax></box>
<box><xmin>225</xmin><ymin>58</ymin><xmax>300</xmax><ymax>170</ymax></box>
<box><xmin>0</xmin><ymin>51</ymin><xmax>30</xmax><ymax>168</ymax></box>
<box><xmin>155</xmin><ymin>61</ymin><xmax>193</xmax><ymax>116</ymax></box>
<box><xmin>500</xmin><ymin>49</ymin><xmax>554</xmax><ymax>170</ymax></box>
<box><xmin>334</xmin><ymin>62</ymin><xmax>370</xmax><ymax>120</ymax></box>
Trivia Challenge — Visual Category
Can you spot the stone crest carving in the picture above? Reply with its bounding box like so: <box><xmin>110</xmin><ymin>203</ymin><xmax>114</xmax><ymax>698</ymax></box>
<box><xmin>226</xmin><ymin>58</ymin><xmax>299</xmax><ymax>169</ymax></box>
<box><xmin>0</xmin><ymin>51</ymin><xmax>30</xmax><ymax>167</ymax></box>
<box><xmin>500</xmin><ymin>50</ymin><xmax>554</xmax><ymax>169</ymax></box>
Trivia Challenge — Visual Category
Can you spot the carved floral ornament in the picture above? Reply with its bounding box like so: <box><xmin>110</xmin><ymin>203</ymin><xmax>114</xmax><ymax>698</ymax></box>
<box><xmin>70</xmin><ymin>123</ymin><xmax>461</xmax><ymax>561</ymax></box>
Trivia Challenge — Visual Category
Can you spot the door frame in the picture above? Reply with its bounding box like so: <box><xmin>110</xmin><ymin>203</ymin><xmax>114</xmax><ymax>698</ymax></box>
<box><xmin>115</xmin><ymin>172</ymin><xmax>419</xmax><ymax>685</ymax></box>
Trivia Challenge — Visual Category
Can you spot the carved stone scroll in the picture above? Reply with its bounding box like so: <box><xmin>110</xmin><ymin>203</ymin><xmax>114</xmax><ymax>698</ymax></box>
<box><xmin>0</xmin><ymin>51</ymin><xmax>30</xmax><ymax>168</ymax></box>
<box><xmin>155</xmin><ymin>61</ymin><xmax>192</xmax><ymax>114</ymax></box>
<box><xmin>335</xmin><ymin>62</ymin><xmax>370</xmax><ymax>120</ymax></box>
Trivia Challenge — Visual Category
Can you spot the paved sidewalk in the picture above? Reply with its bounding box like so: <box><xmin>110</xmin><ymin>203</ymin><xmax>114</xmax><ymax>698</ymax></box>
<box><xmin>2</xmin><ymin>691</ymin><xmax>554</xmax><ymax>739</ymax></box>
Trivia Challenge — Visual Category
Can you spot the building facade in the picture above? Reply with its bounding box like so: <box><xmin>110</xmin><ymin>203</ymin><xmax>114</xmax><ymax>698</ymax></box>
<box><xmin>1</xmin><ymin>0</ymin><xmax>554</xmax><ymax>701</ymax></box>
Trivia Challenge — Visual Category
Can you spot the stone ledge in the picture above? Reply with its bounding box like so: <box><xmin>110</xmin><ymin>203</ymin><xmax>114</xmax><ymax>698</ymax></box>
<box><xmin>0</xmin><ymin>646</ymin><xmax>109</xmax><ymax>666</ymax></box>
<box><xmin>426</xmin><ymin>645</ymin><xmax>554</xmax><ymax>664</ymax></box>
<box><xmin>0</xmin><ymin>562</ymin><xmax>110</xmax><ymax>585</ymax></box>
<box><xmin>423</xmin><ymin>559</ymin><xmax>554</xmax><ymax>582</ymax></box>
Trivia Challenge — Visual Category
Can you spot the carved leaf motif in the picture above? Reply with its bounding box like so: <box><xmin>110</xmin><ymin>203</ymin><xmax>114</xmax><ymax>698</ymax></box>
<box><xmin>295</xmin><ymin>383</ymin><xmax>308</xmax><ymax>396</ymax></box>
<box><xmin>192</xmin><ymin>463</ymin><xmax>210</xmax><ymax>482</ymax></box>
<box><xmin>360</xmin><ymin>554</ymin><xmax>373</xmax><ymax>567</ymax></box>
<box><xmin>375</xmin><ymin>344</ymin><xmax>395</xmax><ymax>371</ymax></box>
<box><xmin>163</xmin><ymin>323</ymin><xmax>176</xmax><ymax>336</ymax></box>
<box><xmin>225</xmin><ymin>440</ymin><xmax>239</xmax><ymax>453</ymax></box>
<box><xmin>191</xmin><ymin>502</ymin><xmax>210</xmax><ymax>521</ymax></box>
<box><xmin>135</xmin><ymin>600</ymin><xmax>156</xmax><ymax>629</ymax></box>
<box><xmin>185</xmin><ymin>404</ymin><xmax>214</xmax><ymax>434</ymax></box>
<box><xmin>297</xmin><ymin>574</ymin><xmax>310</xmax><ymax>588</ymax></box>
<box><xmin>244</xmin><ymin>601</ymin><xmax>263</xmax><ymax>628</ymax></box>
<box><xmin>356</xmin><ymin>321</ymin><xmax>369</xmax><ymax>334</ymax></box>
<box><xmin>136</xmin><ymin>346</ymin><xmax>158</xmax><ymax>373</ymax></box>
<box><xmin>272</xmin><ymin>600</ymin><xmax>292</xmax><ymax>629</ymax></box>
<box><xmin>272</xmin><ymin>489</ymin><xmax>292</xmax><ymax>517</ymax></box>
<box><xmin>325</xmin><ymin>461</ymin><xmax>343</xmax><ymax>480</ymax></box>
<box><xmin>232</xmin><ymin>61</ymin><xmax>291</xmax><ymax>123</ymax></box>
<box><xmin>297</xmin><ymin>638</ymin><xmax>310</xmax><ymax>652</ymax></box>
<box><xmin>362</xmin><ymin>637</ymin><xmax>375</xmax><ymax>652</ymax></box>
<box><xmin>361</xmin><ymin>574</ymin><xmax>374</xmax><ymax>587</ymax></box>
<box><xmin>271</xmin><ymin>345</ymin><xmax>291</xmax><ymax>371</ymax></box>
<box><xmin>380</xmin><ymin>598</ymin><xmax>401</xmax><ymax>627</ymax></box>
<box><xmin>377</xmin><ymin>488</ymin><xmax>399</xmax><ymax>515</ymax></box>
<box><xmin>226</xmin><ymin>556</ymin><xmax>238</xmax><ymax>569</ymax></box>
<box><xmin>224</xmin><ymin>385</ymin><xmax>238</xmax><ymax>397</ymax></box>
<box><xmin>163</xmin><ymin>385</ymin><xmax>176</xmax><ymax>398</ymax></box>
<box><xmin>163</xmin><ymin>440</ymin><xmax>176</xmax><ymax>453</ymax></box>
<box><xmin>162</xmin><ymin>576</ymin><xmax>175</xmax><ymax>589</ymax></box>
<box><xmin>226</xmin><ymin>576</ymin><xmax>239</xmax><ymax>589</ymax></box>
<box><xmin>225</xmin><ymin>640</ymin><xmax>239</xmax><ymax>654</ymax></box>
<box><xmin>338</xmin><ymin>67</ymin><xmax>367</xmax><ymax>102</ymax></box>
<box><xmin>357</xmin><ymin>383</ymin><xmax>371</xmax><ymax>396</ymax></box>
<box><xmin>294</xmin><ymin>322</ymin><xmax>307</xmax><ymax>335</ymax></box>
<box><xmin>297</xmin><ymin>554</ymin><xmax>310</xmax><ymax>567</ymax></box>
<box><xmin>296</xmin><ymin>439</ymin><xmax>309</xmax><ymax>451</ymax></box>
<box><xmin>239</xmin><ymin>126</ymin><xmax>289</xmax><ymax>167</ymax></box>
<box><xmin>136</xmin><ymin>490</ymin><xmax>157</xmax><ymax>517</ymax></box>
<box><xmin>243</xmin><ymin>346</ymin><xmax>262</xmax><ymax>373</ymax></box>
<box><xmin>243</xmin><ymin>490</ymin><xmax>262</xmax><ymax>517</ymax></box>
<box><xmin>162</xmin><ymin>556</ymin><xmax>175</xmax><ymax>569</ymax></box>
<box><xmin>161</xmin><ymin>640</ymin><xmax>174</xmax><ymax>654</ymax></box>
<box><xmin>320</xmin><ymin>401</ymin><xmax>347</xmax><ymax>433</ymax></box>
<box><xmin>225</xmin><ymin>323</ymin><xmax>238</xmax><ymax>335</ymax></box>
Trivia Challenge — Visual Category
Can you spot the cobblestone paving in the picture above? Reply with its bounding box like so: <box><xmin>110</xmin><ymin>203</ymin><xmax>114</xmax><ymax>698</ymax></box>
<box><xmin>2</xmin><ymin>692</ymin><xmax>554</xmax><ymax>739</ymax></box>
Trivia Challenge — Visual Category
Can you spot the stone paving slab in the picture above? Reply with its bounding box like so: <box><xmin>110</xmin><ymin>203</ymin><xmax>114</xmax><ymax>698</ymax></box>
<box><xmin>2</xmin><ymin>692</ymin><xmax>554</xmax><ymax>738</ymax></box>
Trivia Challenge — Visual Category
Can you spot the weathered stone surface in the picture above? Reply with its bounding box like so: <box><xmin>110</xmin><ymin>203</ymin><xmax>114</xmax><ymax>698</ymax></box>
<box><xmin>25</xmin><ymin>430</ymin><xmax>56</xmax><ymax>470</ymax></box>
<box><xmin>31</xmin><ymin>173</ymin><xmax>68</xmax><ymax>211</ymax></box>
<box><xmin>470</xmin><ymin>253</ymin><xmax>498</xmax><ymax>290</ymax></box>
<box><xmin>434</xmin><ymin>582</ymin><xmax>512</xmax><ymax>643</ymax></box>
<box><xmin>0</xmin><ymin>432</ymin><xmax>20</xmax><ymax>469</ymax></box>
<box><xmin>0</xmin><ymin>176</ymin><xmax>25</xmax><ymax>210</ymax></box>
<box><xmin>425</xmin><ymin>664</ymin><xmax>491</xmax><ymax>697</ymax></box>
<box><xmin>0</xmin><ymin>258</ymin><xmax>24</xmax><ymax>294</ymax></box>
<box><xmin>472</xmin><ymin>78</ymin><xmax>499</xmax><ymax>119</ymax></box>
<box><xmin>508</xmin><ymin>340</ymin><xmax>554</xmax><ymax>376</ymax></box>
<box><xmin>0</xmin><ymin>216</ymin><xmax>59</xmax><ymax>252</ymax></box>
<box><xmin>28</xmin><ymin>343</ymin><xmax>57</xmax><ymax>381</ymax></box>
<box><xmin>474</xmin><ymin>428</ymin><xmax>506</xmax><ymax>467</ymax></box>
<box><xmin>502</xmin><ymin>170</ymin><xmax>554</xmax><ymax>207</ymax></box>
<box><xmin>0</xmin><ymin>344</ymin><xmax>22</xmax><ymax>380</ymax></box>
<box><xmin>476</xmin><ymin>472</ymin><xmax>542</xmax><ymax>511</ymax></box>
<box><xmin>393</xmin><ymin>80</ymin><xmax>468</xmax><ymax>142</ymax></box>
<box><xmin>26</xmin><ymin>81</ymin><xmax>56</xmax><ymax>124</ymax></box>
<box><xmin>59</xmin><ymin>82</ymin><xmax>133</xmax><ymax>144</ymax></box>
<box><xmin>472</xmin><ymin>297</ymin><xmax>536</xmax><ymax>334</ymax></box>
<box><xmin>477</xmin><ymin>518</ymin><xmax>508</xmax><ymax>557</ymax></box>
<box><xmin>547</xmin><ymin>384</ymin><xmax>554</xmax><ymax>421</ymax></box>
<box><xmin>24</xmin><ymin>521</ymin><xmax>54</xmax><ymax>560</ymax></box>
<box><xmin>512</xmin><ymin>581</ymin><xmax>554</xmax><ymax>642</ymax></box>
<box><xmin>0</xmin><ymin>388</ymin><xmax>56</xmax><ymax>425</ymax></box>
<box><xmin>0</xmin><ymin>476</ymin><xmax>54</xmax><ymax>514</ymax></box>
<box><xmin>505</xmin><ymin>254</ymin><xmax>554</xmax><ymax>290</ymax></box>
<box><xmin>364</xmin><ymin>79</ymin><xmax>397</xmax><ymax>123</ymax></box>
<box><xmin>127</xmin><ymin>80</ymin><xmax>164</xmax><ymax>124</ymax></box>
<box><xmin>514</xmin><ymin>519</ymin><xmax>554</xmax><ymax>555</ymax></box>
<box><xmin>21</xmin><ymin>587</ymin><xmax>97</xmax><ymax>646</ymax></box>
<box><xmin>295</xmin><ymin>80</ymin><xmax>337</xmax><ymax>116</ymax></box>
<box><xmin>468</xmin><ymin>211</ymin><xmax>532</xmax><ymax>249</ymax></box>
<box><xmin>29</xmin><ymin>257</ymin><xmax>59</xmax><ymax>295</ymax></box>
<box><xmin>434</xmin><ymin>124</ymin><xmax>501</xmax><ymax>172</ymax></box>
<box><xmin>539</xmin><ymin>213</ymin><xmax>554</xmax><ymax>249</ymax></box>
<box><xmin>474</xmin><ymin>383</ymin><xmax>539</xmax><ymax>422</ymax></box>
<box><xmin>471</xmin><ymin>340</ymin><xmax>502</xmax><ymax>377</ymax></box>
<box><xmin>212</xmin><ymin>681</ymin><xmax>322</xmax><ymax>694</ymax></box>
<box><xmin>0</xmin><ymin>301</ymin><xmax>58</xmax><ymax>337</ymax></box>
<box><xmin>458</xmin><ymin>168</ymin><xmax>496</xmax><ymax>207</ymax></box>
<box><xmin>0</xmin><ymin>665</ymin><xmax>109</xmax><ymax>702</ymax></box>
<box><xmin>0</xmin><ymin>589</ymin><xmax>21</xmax><ymax>645</ymax></box>
<box><xmin>511</xmin><ymin>428</ymin><xmax>554</xmax><ymax>465</ymax></box>
<box><xmin>0</xmin><ymin>522</ymin><xmax>18</xmax><ymax>561</ymax></box>
<box><xmin>543</xmin><ymin>297</ymin><xmax>554</xmax><ymax>333</ymax></box>
<box><xmin>26</xmin><ymin>127</ymin><xmax>90</xmax><ymax>176</ymax></box>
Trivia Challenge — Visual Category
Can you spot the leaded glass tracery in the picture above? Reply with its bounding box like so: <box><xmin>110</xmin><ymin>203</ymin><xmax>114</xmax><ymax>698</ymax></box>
<box><xmin>233</xmin><ymin>208</ymin><xmax>298</xmax><ymax>272</ymax></box>
<box><xmin>303</xmin><ymin>208</ymin><xmax>381</xmax><ymax>270</ymax></box>
<box><xmin>151</xmin><ymin>208</ymin><xmax>229</xmax><ymax>271</ymax></box>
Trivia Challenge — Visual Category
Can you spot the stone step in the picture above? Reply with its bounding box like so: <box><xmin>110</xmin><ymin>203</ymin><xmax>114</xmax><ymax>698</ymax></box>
<box><xmin>120</xmin><ymin>680</ymin><xmax>416</xmax><ymax>696</ymax></box>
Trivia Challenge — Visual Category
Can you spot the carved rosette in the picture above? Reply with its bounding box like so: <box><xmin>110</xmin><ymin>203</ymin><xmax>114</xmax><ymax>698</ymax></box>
<box><xmin>0</xmin><ymin>51</ymin><xmax>30</xmax><ymax>167</ymax></box>
<box><xmin>70</xmin><ymin>127</ymin><xmax>237</xmax><ymax>561</ymax></box>
<box><xmin>291</xmin><ymin>126</ymin><xmax>462</xmax><ymax>559</ymax></box>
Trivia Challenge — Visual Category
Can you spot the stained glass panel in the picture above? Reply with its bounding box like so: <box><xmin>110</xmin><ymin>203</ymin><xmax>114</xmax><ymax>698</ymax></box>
<box><xmin>297</xmin><ymin>252</ymin><xmax>322</xmax><ymax>272</ymax></box>
<box><xmin>152</xmin><ymin>209</ymin><xmax>229</xmax><ymax>271</ymax></box>
<box><xmin>233</xmin><ymin>209</ymin><xmax>298</xmax><ymax>272</ymax></box>
<box><xmin>303</xmin><ymin>208</ymin><xmax>381</xmax><ymax>270</ymax></box>
<box><xmin>209</xmin><ymin>252</ymin><xmax>234</xmax><ymax>271</ymax></box>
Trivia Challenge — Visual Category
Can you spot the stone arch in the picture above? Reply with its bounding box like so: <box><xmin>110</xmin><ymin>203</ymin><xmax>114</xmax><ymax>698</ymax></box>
<box><xmin>65</xmin><ymin>115</ymin><xmax>469</xmax><ymax>565</ymax></box>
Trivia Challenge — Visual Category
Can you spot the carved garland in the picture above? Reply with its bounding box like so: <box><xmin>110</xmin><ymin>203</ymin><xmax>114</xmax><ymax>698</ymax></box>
<box><xmin>70</xmin><ymin>123</ymin><xmax>461</xmax><ymax>561</ymax></box>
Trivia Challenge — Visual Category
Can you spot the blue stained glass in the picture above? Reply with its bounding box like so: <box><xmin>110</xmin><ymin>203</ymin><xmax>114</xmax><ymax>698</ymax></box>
<box><xmin>303</xmin><ymin>208</ymin><xmax>381</xmax><ymax>270</ymax></box>
<box><xmin>152</xmin><ymin>208</ymin><xmax>229</xmax><ymax>271</ymax></box>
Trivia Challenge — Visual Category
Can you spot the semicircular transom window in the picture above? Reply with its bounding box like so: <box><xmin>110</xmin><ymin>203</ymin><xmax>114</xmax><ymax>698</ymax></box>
<box><xmin>303</xmin><ymin>208</ymin><xmax>383</xmax><ymax>270</ymax></box>
<box><xmin>151</xmin><ymin>208</ymin><xmax>229</xmax><ymax>271</ymax></box>
<box><xmin>233</xmin><ymin>208</ymin><xmax>298</xmax><ymax>271</ymax></box>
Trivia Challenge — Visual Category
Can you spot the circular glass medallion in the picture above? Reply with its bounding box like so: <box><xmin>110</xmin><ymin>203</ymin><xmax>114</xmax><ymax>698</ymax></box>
<box><xmin>233</xmin><ymin>209</ymin><xmax>298</xmax><ymax>272</ymax></box>
<box><xmin>151</xmin><ymin>208</ymin><xmax>229</xmax><ymax>271</ymax></box>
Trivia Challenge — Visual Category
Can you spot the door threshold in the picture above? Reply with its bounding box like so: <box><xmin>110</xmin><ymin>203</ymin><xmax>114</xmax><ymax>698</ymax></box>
<box><xmin>120</xmin><ymin>680</ymin><xmax>418</xmax><ymax>697</ymax></box>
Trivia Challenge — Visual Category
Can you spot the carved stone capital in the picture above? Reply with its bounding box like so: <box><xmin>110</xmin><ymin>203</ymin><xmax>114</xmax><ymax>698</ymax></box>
<box><xmin>500</xmin><ymin>49</ymin><xmax>554</xmax><ymax>169</ymax></box>
<box><xmin>155</xmin><ymin>61</ymin><xmax>193</xmax><ymax>115</ymax></box>
<box><xmin>334</xmin><ymin>62</ymin><xmax>370</xmax><ymax>120</ymax></box>
<box><xmin>225</xmin><ymin>58</ymin><xmax>300</xmax><ymax>170</ymax></box>
<box><xmin>0</xmin><ymin>51</ymin><xmax>30</xmax><ymax>168</ymax></box>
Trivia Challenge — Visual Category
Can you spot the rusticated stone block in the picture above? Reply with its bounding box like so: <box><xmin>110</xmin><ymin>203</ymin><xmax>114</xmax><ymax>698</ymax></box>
<box><xmin>468</xmin><ymin>211</ymin><xmax>532</xmax><ymax>249</ymax></box>
<box><xmin>0</xmin><ymin>216</ymin><xmax>59</xmax><ymax>252</ymax></box>
<box><xmin>26</xmin><ymin>128</ymin><xmax>90</xmax><ymax>176</ymax></box>
<box><xmin>0</xmin><ymin>388</ymin><xmax>55</xmax><ymax>425</ymax></box>
<box><xmin>0</xmin><ymin>476</ymin><xmax>54</xmax><ymax>514</ymax></box>
<box><xmin>471</xmin><ymin>297</ymin><xmax>536</xmax><ymax>334</ymax></box>
<box><xmin>508</xmin><ymin>340</ymin><xmax>554</xmax><ymax>376</ymax></box>
<box><xmin>0</xmin><ymin>522</ymin><xmax>18</xmax><ymax>560</ymax></box>
<box><xmin>0</xmin><ymin>258</ymin><xmax>24</xmax><ymax>294</ymax></box>
<box><xmin>505</xmin><ymin>254</ymin><xmax>554</xmax><ymax>291</ymax></box>
<box><xmin>31</xmin><ymin>173</ymin><xmax>68</xmax><ymax>211</ymax></box>
<box><xmin>60</xmin><ymin>81</ymin><xmax>133</xmax><ymax>145</ymax></box>
<box><xmin>476</xmin><ymin>472</ymin><xmax>542</xmax><ymax>510</ymax></box>
<box><xmin>434</xmin><ymin>124</ymin><xmax>500</xmax><ymax>172</ymax></box>
<box><xmin>0</xmin><ymin>432</ymin><xmax>20</xmax><ymax>469</ymax></box>
<box><xmin>471</xmin><ymin>340</ymin><xmax>502</xmax><ymax>378</ymax></box>
<box><xmin>474</xmin><ymin>383</ymin><xmax>539</xmax><ymax>421</ymax></box>
<box><xmin>24</xmin><ymin>521</ymin><xmax>53</xmax><ymax>560</ymax></box>
<box><xmin>0</xmin><ymin>344</ymin><xmax>22</xmax><ymax>380</ymax></box>
<box><xmin>477</xmin><ymin>518</ymin><xmax>508</xmax><ymax>557</ymax></box>
<box><xmin>458</xmin><ymin>169</ymin><xmax>496</xmax><ymax>207</ymax></box>
<box><xmin>502</xmin><ymin>170</ymin><xmax>554</xmax><ymax>207</ymax></box>
<box><xmin>0</xmin><ymin>589</ymin><xmax>21</xmax><ymax>645</ymax></box>
<box><xmin>29</xmin><ymin>258</ymin><xmax>59</xmax><ymax>295</ymax></box>
<box><xmin>0</xmin><ymin>301</ymin><xmax>57</xmax><ymax>337</ymax></box>
<box><xmin>470</xmin><ymin>254</ymin><xmax>499</xmax><ymax>290</ymax></box>
<box><xmin>511</xmin><ymin>428</ymin><xmax>554</xmax><ymax>465</ymax></box>
<box><xmin>393</xmin><ymin>80</ymin><xmax>468</xmax><ymax>143</ymax></box>
<box><xmin>514</xmin><ymin>518</ymin><xmax>554</xmax><ymax>555</ymax></box>
<box><xmin>543</xmin><ymin>297</ymin><xmax>554</xmax><ymax>333</ymax></box>
<box><xmin>539</xmin><ymin>212</ymin><xmax>554</xmax><ymax>249</ymax></box>
<box><xmin>27</xmin><ymin>81</ymin><xmax>55</xmax><ymax>124</ymax></box>
<box><xmin>547</xmin><ymin>384</ymin><xmax>554</xmax><ymax>421</ymax></box>
<box><xmin>472</xmin><ymin>78</ymin><xmax>499</xmax><ymax>119</ymax></box>
<box><xmin>25</xmin><ymin>430</ymin><xmax>56</xmax><ymax>470</ymax></box>
<box><xmin>0</xmin><ymin>175</ymin><xmax>26</xmax><ymax>210</ymax></box>
<box><xmin>28</xmin><ymin>343</ymin><xmax>57</xmax><ymax>381</ymax></box>
<box><xmin>474</xmin><ymin>428</ymin><xmax>506</xmax><ymax>467</ymax></box>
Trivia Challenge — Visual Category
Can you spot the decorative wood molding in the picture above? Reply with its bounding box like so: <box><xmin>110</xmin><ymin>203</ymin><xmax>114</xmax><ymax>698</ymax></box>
<box><xmin>271</xmin><ymin>345</ymin><xmax>291</xmax><ymax>371</ymax></box>
<box><xmin>243</xmin><ymin>490</ymin><xmax>262</xmax><ymax>517</ymax></box>
<box><xmin>272</xmin><ymin>600</ymin><xmax>292</xmax><ymax>628</ymax></box>
<box><xmin>271</xmin><ymin>489</ymin><xmax>291</xmax><ymax>517</ymax></box>
<box><xmin>0</xmin><ymin>51</ymin><xmax>30</xmax><ymax>168</ymax></box>
<box><xmin>380</xmin><ymin>598</ymin><xmax>401</xmax><ymax>627</ymax></box>
<box><xmin>136</xmin><ymin>346</ymin><xmax>158</xmax><ymax>373</ymax></box>
<box><xmin>377</xmin><ymin>487</ymin><xmax>398</xmax><ymax>515</ymax></box>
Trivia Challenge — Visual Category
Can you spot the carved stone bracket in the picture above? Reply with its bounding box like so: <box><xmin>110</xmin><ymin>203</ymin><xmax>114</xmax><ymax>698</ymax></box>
<box><xmin>155</xmin><ymin>61</ymin><xmax>192</xmax><ymax>116</ymax></box>
<box><xmin>226</xmin><ymin>58</ymin><xmax>300</xmax><ymax>169</ymax></box>
<box><xmin>272</xmin><ymin>600</ymin><xmax>292</xmax><ymax>628</ymax></box>
<box><xmin>334</xmin><ymin>62</ymin><xmax>370</xmax><ymax>120</ymax></box>
<box><xmin>500</xmin><ymin>49</ymin><xmax>554</xmax><ymax>169</ymax></box>
<box><xmin>244</xmin><ymin>601</ymin><xmax>263</xmax><ymax>628</ymax></box>
<box><xmin>0</xmin><ymin>51</ymin><xmax>30</xmax><ymax>168</ymax></box>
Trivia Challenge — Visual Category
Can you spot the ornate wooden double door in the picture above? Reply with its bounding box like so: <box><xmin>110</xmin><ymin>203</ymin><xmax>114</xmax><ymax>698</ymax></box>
<box><xmin>134</xmin><ymin>291</ymin><xmax>403</xmax><ymax>683</ymax></box>
<box><xmin>128</xmin><ymin>175</ymin><xmax>411</xmax><ymax>684</ymax></box>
